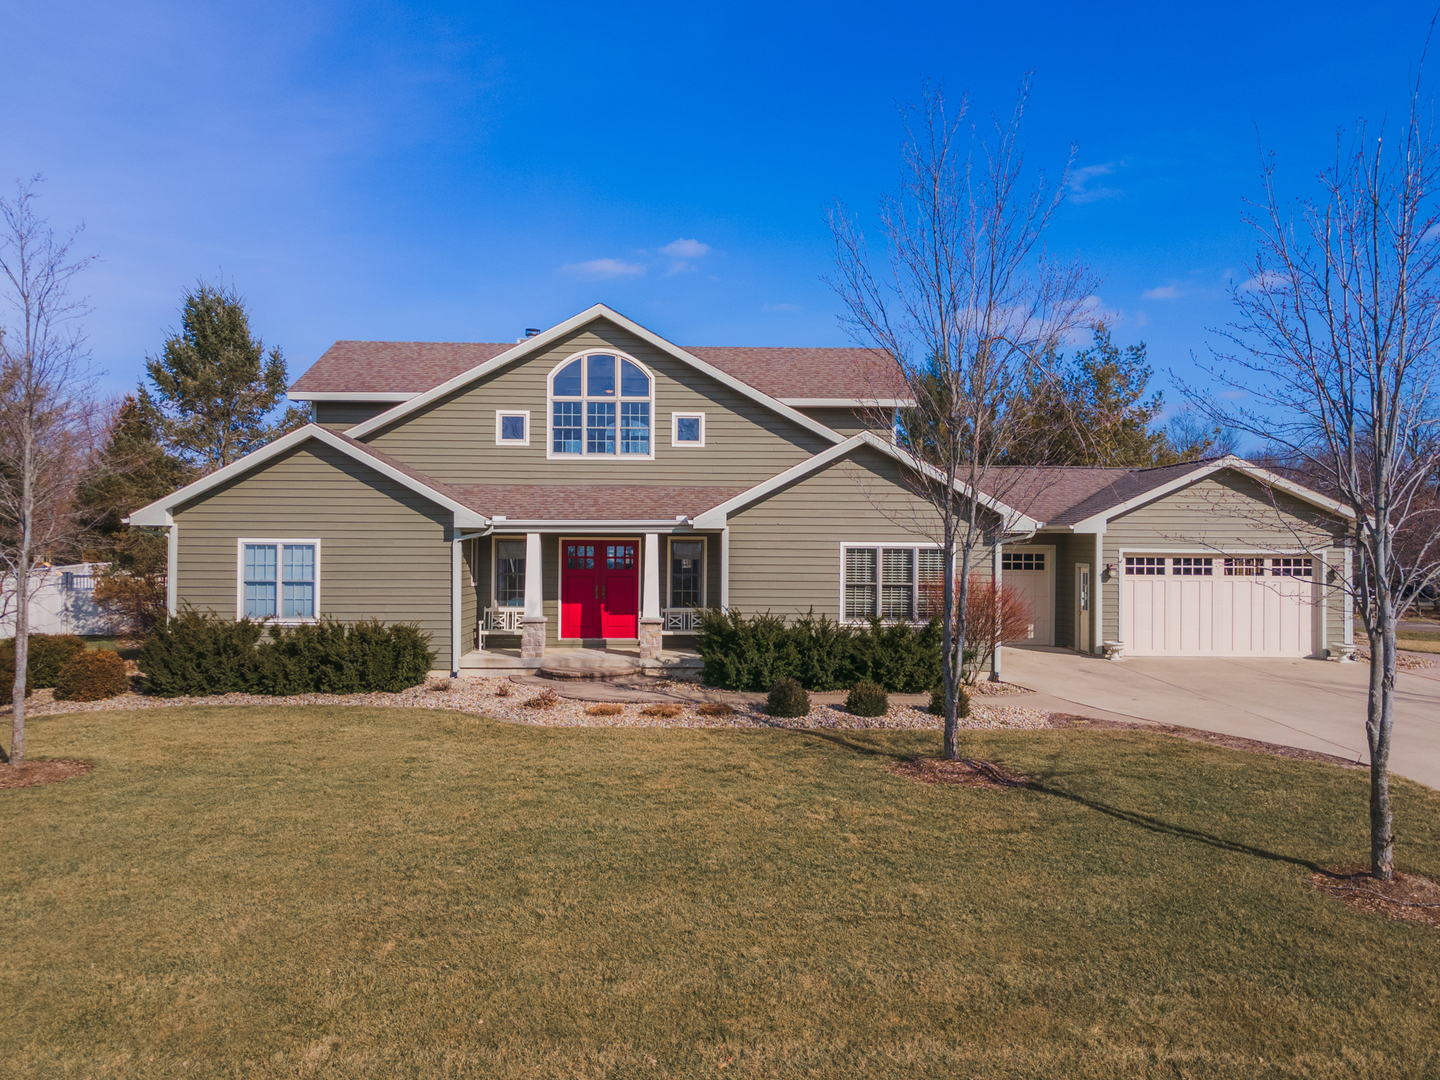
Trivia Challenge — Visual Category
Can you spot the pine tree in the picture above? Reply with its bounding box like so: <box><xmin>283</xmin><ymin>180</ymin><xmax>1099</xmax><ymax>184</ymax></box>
<box><xmin>75</xmin><ymin>396</ymin><xmax>192</xmax><ymax>634</ymax></box>
<box><xmin>140</xmin><ymin>282</ymin><xmax>308</xmax><ymax>474</ymax></box>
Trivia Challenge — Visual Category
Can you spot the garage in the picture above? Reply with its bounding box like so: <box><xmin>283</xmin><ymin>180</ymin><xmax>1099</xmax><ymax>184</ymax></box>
<box><xmin>1121</xmin><ymin>554</ymin><xmax>1317</xmax><ymax>657</ymax></box>
<box><xmin>1002</xmin><ymin>546</ymin><xmax>1053</xmax><ymax>646</ymax></box>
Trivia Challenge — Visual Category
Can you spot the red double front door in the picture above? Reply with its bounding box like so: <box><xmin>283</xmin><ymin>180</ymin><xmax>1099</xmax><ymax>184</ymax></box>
<box><xmin>560</xmin><ymin>540</ymin><xmax>639</xmax><ymax>639</ymax></box>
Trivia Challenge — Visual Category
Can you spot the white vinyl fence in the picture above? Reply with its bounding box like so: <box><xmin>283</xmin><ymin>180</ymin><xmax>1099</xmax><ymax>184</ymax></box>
<box><xmin>0</xmin><ymin>562</ymin><xmax>119</xmax><ymax>638</ymax></box>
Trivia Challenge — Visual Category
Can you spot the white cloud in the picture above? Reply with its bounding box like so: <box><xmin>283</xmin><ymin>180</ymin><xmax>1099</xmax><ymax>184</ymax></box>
<box><xmin>1067</xmin><ymin>162</ymin><xmax>1124</xmax><ymax>204</ymax></box>
<box><xmin>1142</xmin><ymin>284</ymin><xmax>1182</xmax><ymax>300</ymax></box>
<box><xmin>559</xmin><ymin>257</ymin><xmax>646</xmax><ymax>280</ymax></box>
<box><xmin>1240</xmin><ymin>270</ymin><xmax>1288</xmax><ymax>293</ymax></box>
<box><xmin>661</xmin><ymin>238</ymin><xmax>710</xmax><ymax>259</ymax></box>
<box><xmin>762</xmin><ymin>302</ymin><xmax>800</xmax><ymax>313</ymax></box>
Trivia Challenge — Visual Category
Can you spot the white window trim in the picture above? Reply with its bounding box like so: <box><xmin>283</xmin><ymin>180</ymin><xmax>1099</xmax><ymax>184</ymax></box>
<box><xmin>838</xmin><ymin>542</ymin><xmax>950</xmax><ymax>624</ymax></box>
<box><xmin>491</xmin><ymin>534</ymin><xmax>528</xmax><ymax>610</ymax></box>
<box><xmin>236</xmin><ymin>538</ymin><xmax>321</xmax><ymax>624</ymax></box>
<box><xmin>545</xmin><ymin>350</ymin><xmax>657</xmax><ymax>462</ymax></box>
<box><xmin>670</xmin><ymin>411</ymin><xmax>706</xmax><ymax>448</ymax></box>
<box><xmin>665</xmin><ymin>535</ymin><xmax>707</xmax><ymax>612</ymax></box>
<box><xmin>495</xmin><ymin>409</ymin><xmax>530</xmax><ymax>447</ymax></box>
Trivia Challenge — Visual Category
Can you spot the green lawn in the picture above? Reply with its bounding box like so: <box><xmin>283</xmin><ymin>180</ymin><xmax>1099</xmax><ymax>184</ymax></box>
<box><xmin>4</xmin><ymin>707</ymin><xmax>1440</xmax><ymax>1078</ymax></box>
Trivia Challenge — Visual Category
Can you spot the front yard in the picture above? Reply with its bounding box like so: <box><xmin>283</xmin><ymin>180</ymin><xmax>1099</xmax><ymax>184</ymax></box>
<box><xmin>4</xmin><ymin>704</ymin><xmax>1440</xmax><ymax>1078</ymax></box>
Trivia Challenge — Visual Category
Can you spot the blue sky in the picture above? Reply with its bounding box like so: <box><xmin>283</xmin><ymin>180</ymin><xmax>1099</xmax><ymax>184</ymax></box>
<box><xmin>3</xmin><ymin>1</ymin><xmax>1436</xmax><ymax>420</ymax></box>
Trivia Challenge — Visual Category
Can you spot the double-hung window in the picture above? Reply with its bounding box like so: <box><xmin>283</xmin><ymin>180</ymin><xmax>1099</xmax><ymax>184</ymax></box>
<box><xmin>496</xmin><ymin>540</ymin><xmax>526</xmax><ymax>607</ymax></box>
<box><xmin>549</xmin><ymin>352</ymin><xmax>654</xmax><ymax>458</ymax></box>
<box><xmin>239</xmin><ymin>540</ymin><xmax>318</xmax><ymax>621</ymax></box>
<box><xmin>843</xmin><ymin>544</ymin><xmax>947</xmax><ymax>621</ymax></box>
<box><xmin>670</xmin><ymin>540</ymin><xmax>704</xmax><ymax>608</ymax></box>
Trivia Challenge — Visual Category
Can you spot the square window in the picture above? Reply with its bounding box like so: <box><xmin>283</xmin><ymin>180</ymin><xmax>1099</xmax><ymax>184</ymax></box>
<box><xmin>241</xmin><ymin>541</ymin><xmax>318</xmax><ymax>622</ymax></box>
<box><xmin>497</xmin><ymin>411</ymin><xmax>529</xmax><ymax>445</ymax></box>
<box><xmin>1125</xmin><ymin>556</ymin><xmax>1166</xmax><ymax>575</ymax></box>
<box><xmin>672</xmin><ymin>413</ymin><xmax>705</xmax><ymax>446</ymax></box>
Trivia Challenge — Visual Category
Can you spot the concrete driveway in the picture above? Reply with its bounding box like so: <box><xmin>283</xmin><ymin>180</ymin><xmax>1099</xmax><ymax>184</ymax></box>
<box><xmin>1001</xmin><ymin>646</ymin><xmax>1440</xmax><ymax>791</ymax></box>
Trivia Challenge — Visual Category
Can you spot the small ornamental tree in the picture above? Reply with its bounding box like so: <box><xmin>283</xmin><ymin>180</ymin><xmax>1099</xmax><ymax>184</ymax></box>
<box><xmin>922</xmin><ymin>572</ymin><xmax>1034</xmax><ymax>683</ymax></box>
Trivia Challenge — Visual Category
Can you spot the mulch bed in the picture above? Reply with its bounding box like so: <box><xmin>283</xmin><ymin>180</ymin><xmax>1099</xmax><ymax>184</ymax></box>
<box><xmin>886</xmin><ymin>757</ymin><xmax>1029</xmax><ymax>791</ymax></box>
<box><xmin>1049</xmin><ymin>714</ymin><xmax>1368</xmax><ymax>771</ymax></box>
<box><xmin>1312</xmin><ymin>865</ymin><xmax>1440</xmax><ymax>930</ymax></box>
<box><xmin>0</xmin><ymin>759</ymin><xmax>94</xmax><ymax>790</ymax></box>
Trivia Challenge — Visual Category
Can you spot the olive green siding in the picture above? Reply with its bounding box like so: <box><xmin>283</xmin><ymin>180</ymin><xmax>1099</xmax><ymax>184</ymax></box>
<box><xmin>795</xmin><ymin>407</ymin><xmax>875</xmax><ymax>437</ymax></box>
<box><xmin>361</xmin><ymin>318</ymin><xmax>834</xmax><ymax>487</ymax></box>
<box><xmin>726</xmin><ymin>444</ymin><xmax>994</xmax><ymax>620</ymax></box>
<box><xmin>313</xmin><ymin>401</ymin><xmax>397</xmax><ymax>430</ymax></box>
<box><xmin>1099</xmin><ymin>471</ymin><xmax>1350</xmax><ymax>652</ymax></box>
<box><xmin>171</xmin><ymin>441</ymin><xmax>457</xmax><ymax>669</ymax></box>
<box><xmin>1031</xmin><ymin>532</ymin><xmax>1094</xmax><ymax>652</ymax></box>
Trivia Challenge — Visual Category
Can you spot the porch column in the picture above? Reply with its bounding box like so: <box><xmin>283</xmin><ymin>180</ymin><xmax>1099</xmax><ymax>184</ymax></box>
<box><xmin>450</xmin><ymin>535</ymin><xmax>462</xmax><ymax>677</ymax></box>
<box><xmin>990</xmin><ymin>541</ymin><xmax>1003</xmax><ymax>681</ymax></box>
<box><xmin>1343</xmin><ymin>545</ymin><xmax>1355</xmax><ymax>647</ymax></box>
<box><xmin>521</xmin><ymin>532</ymin><xmax>546</xmax><ymax>659</ymax></box>
<box><xmin>720</xmin><ymin>526</ymin><xmax>730</xmax><ymax>610</ymax></box>
<box><xmin>166</xmin><ymin>521</ymin><xmax>178</xmax><ymax>617</ymax></box>
<box><xmin>640</xmin><ymin>532</ymin><xmax>663</xmax><ymax>662</ymax></box>
<box><xmin>1093</xmin><ymin>530</ymin><xmax>1105</xmax><ymax>656</ymax></box>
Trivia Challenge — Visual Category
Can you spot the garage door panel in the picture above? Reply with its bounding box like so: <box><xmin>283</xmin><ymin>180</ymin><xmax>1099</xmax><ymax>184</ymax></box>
<box><xmin>1125</xmin><ymin>555</ymin><xmax>1316</xmax><ymax>657</ymax></box>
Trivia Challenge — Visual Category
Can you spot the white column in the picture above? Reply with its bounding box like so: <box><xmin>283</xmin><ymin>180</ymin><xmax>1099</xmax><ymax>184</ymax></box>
<box><xmin>1093</xmin><ymin>530</ymin><xmax>1105</xmax><ymax>654</ymax></box>
<box><xmin>524</xmin><ymin>532</ymin><xmax>544</xmax><ymax>617</ymax></box>
<box><xmin>450</xmin><ymin>536</ymin><xmax>462</xmax><ymax>676</ymax></box>
<box><xmin>1318</xmin><ymin>547</ymin><xmax>1329</xmax><ymax>657</ymax></box>
<box><xmin>643</xmin><ymin>533</ymin><xmax>661</xmax><ymax>619</ymax></box>
<box><xmin>1343</xmin><ymin>545</ymin><xmax>1354</xmax><ymax>645</ymax></box>
<box><xmin>720</xmin><ymin>526</ymin><xmax>730</xmax><ymax>610</ymax></box>
<box><xmin>166</xmin><ymin>523</ymin><xmax>178</xmax><ymax>617</ymax></box>
<box><xmin>990</xmin><ymin>540</ymin><xmax>1003</xmax><ymax>681</ymax></box>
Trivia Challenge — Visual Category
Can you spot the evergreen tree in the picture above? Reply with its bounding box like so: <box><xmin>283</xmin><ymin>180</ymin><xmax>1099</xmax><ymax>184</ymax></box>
<box><xmin>140</xmin><ymin>282</ymin><xmax>308</xmax><ymax>474</ymax></box>
<box><xmin>75</xmin><ymin>396</ymin><xmax>193</xmax><ymax>634</ymax></box>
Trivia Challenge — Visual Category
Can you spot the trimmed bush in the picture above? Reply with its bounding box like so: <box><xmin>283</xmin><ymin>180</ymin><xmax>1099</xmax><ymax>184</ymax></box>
<box><xmin>0</xmin><ymin>658</ymin><xmax>31</xmax><ymax>706</ymax></box>
<box><xmin>0</xmin><ymin>634</ymin><xmax>88</xmax><ymax>689</ymax></box>
<box><xmin>697</xmin><ymin>608</ymin><xmax>942</xmax><ymax>692</ymax></box>
<box><xmin>929</xmin><ymin>685</ymin><xmax>970</xmax><ymax>718</ymax></box>
<box><xmin>766</xmin><ymin>677</ymin><xmax>810</xmax><ymax>718</ymax></box>
<box><xmin>846</xmin><ymin>680</ymin><xmax>888</xmax><ymax>717</ymax></box>
<box><xmin>138</xmin><ymin>608</ymin><xmax>435</xmax><ymax>697</ymax></box>
<box><xmin>54</xmin><ymin>650</ymin><xmax>130</xmax><ymax>702</ymax></box>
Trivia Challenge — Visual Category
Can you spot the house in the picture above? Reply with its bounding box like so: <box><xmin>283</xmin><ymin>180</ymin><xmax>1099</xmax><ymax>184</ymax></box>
<box><xmin>127</xmin><ymin>304</ymin><xmax>1356</xmax><ymax>676</ymax></box>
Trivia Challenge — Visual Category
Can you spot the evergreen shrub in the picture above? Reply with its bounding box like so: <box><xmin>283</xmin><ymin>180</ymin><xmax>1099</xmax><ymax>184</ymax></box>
<box><xmin>765</xmin><ymin>677</ymin><xmax>810</xmax><ymax>718</ymax></box>
<box><xmin>54</xmin><ymin>650</ymin><xmax>130</xmax><ymax>701</ymax></box>
<box><xmin>929</xmin><ymin>685</ymin><xmax>970</xmax><ymax>718</ymax></box>
<box><xmin>846</xmin><ymin>680</ymin><xmax>889</xmax><ymax>717</ymax></box>
<box><xmin>0</xmin><ymin>658</ymin><xmax>32</xmax><ymax>706</ymax></box>
<box><xmin>138</xmin><ymin>608</ymin><xmax>435</xmax><ymax>697</ymax></box>
<box><xmin>696</xmin><ymin>609</ymin><xmax>941</xmax><ymax>692</ymax></box>
<box><xmin>0</xmin><ymin>634</ymin><xmax>87</xmax><ymax>688</ymax></box>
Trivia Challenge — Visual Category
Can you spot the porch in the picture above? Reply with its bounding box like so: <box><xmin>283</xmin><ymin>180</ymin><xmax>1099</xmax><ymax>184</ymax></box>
<box><xmin>456</xmin><ymin>644</ymin><xmax>704</xmax><ymax>679</ymax></box>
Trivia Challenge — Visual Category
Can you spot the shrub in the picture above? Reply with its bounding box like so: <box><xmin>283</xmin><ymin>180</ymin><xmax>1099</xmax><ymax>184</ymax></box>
<box><xmin>695</xmin><ymin>702</ymin><xmax>734</xmax><ymax>718</ymax></box>
<box><xmin>641</xmin><ymin>703</ymin><xmax>683</xmax><ymax>718</ymax></box>
<box><xmin>586</xmin><ymin>702</ymin><xmax>623</xmax><ymax>716</ymax></box>
<box><xmin>697</xmin><ymin>608</ymin><xmax>941</xmax><ymax>692</ymax></box>
<box><xmin>494</xmin><ymin>682</ymin><xmax>513</xmax><ymax>697</ymax></box>
<box><xmin>766</xmin><ymin>677</ymin><xmax>810</xmax><ymax>718</ymax></box>
<box><xmin>846</xmin><ymin>680</ymin><xmax>888</xmax><ymax>717</ymax></box>
<box><xmin>0</xmin><ymin>634</ymin><xmax>88</xmax><ymax>689</ymax></box>
<box><xmin>54</xmin><ymin>650</ymin><xmax>130</xmax><ymax>702</ymax></box>
<box><xmin>929</xmin><ymin>685</ymin><xmax>970</xmax><ymax>718</ymax></box>
<box><xmin>138</xmin><ymin>608</ymin><xmax>435</xmax><ymax>697</ymax></box>
<box><xmin>523</xmin><ymin>688</ymin><xmax>559</xmax><ymax>709</ymax></box>
<box><xmin>0</xmin><ymin>658</ymin><xmax>31</xmax><ymax>706</ymax></box>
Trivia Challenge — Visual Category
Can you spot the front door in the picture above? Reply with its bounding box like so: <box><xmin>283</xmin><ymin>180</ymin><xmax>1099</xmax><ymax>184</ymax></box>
<box><xmin>1076</xmin><ymin>564</ymin><xmax>1091</xmax><ymax>653</ymax></box>
<box><xmin>560</xmin><ymin>540</ymin><xmax>639</xmax><ymax>639</ymax></box>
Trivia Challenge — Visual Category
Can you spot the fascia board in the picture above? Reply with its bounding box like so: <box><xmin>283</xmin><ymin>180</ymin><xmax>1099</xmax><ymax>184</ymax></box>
<box><xmin>1066</xmin><ymin>456</ymin><xmax>1356</xmax><ymax>531</ymax></box>
<box><xmin>485</xmin><ymin>519</ymin><xmax>696</xmax><ymax>529</ymax></box>
<box><xmin>342</xmin><ymin>304</ymin><xmax>845</xmax><ymax>443</ymax></box>
<box><xmin>288</xmin><ymin>391</ymin><xmax>418</xmax><ymax>402</ymax></box>
<box><xmin>126</xmin><ymin>424</ymin><xmax>490</xmax><ymax>530</ymax></box>
<box><xmin>778</xmin><ymin>397</ymin><xmax>915</xmax><ymax>408</ymax></box>
<box><xmin>691</xmin><ymin>432</ymin><xmax>1041</xmax><ymax>532</ymax></box>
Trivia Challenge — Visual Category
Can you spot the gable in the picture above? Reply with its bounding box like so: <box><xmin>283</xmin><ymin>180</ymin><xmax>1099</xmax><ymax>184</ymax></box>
<box><xmin>1106</xmin><ymin>469</ymin><xmax>1349</xmax><ymax>548</ymax></box>
<box><xmin>356</xmin><ymin>317</ymin><xmax>838</xmax><ymax>488</ymax></box>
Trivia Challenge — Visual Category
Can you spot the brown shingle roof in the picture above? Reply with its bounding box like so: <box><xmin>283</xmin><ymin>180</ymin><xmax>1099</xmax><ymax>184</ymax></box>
<box><xmin>981</xmin><ymin>461</ymin><xmax>1214</xmax><ymax>526</ymax></box>
<box><xmin>445</xmin><ymin>484</ymin><xmax>748</xmax><ymax>521</ymax></box>
<box><xmin>289</xmin><ymin>340</ymin><xmax>908</xmax><ymax>401</ymax></box>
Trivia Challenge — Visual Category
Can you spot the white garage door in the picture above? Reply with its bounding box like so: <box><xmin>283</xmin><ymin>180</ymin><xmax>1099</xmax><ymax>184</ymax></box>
<box><xmin>1122</xmin><ymin>555</ymin><xmax>1316</xmax><ymax>657</ymax></box>
<box><xmin>1002</xmin><ymin>548</ymin><xmax>1053</xmax><ymax>646</ymax></box>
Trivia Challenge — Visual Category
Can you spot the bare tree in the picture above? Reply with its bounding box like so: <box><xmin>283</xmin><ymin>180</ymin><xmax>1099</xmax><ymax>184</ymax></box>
<box><xmin>828</xmin><ymin>80</ymin><xmax>1096</xmax><ymax>760</ymax></box>
<box><xmin>0</xmin><ymin>179</ymin><xmax>96</xmax><ymax>766</ymax></box>
<box><xmin>1203</xmin><ymin>97</ymin><xmax>1440</xmax><ymax>880</ymax></box>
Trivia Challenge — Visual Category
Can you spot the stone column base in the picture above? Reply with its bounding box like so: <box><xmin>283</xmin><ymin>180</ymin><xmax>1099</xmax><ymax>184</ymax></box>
<box><xmin>639</xmin><ymin>616</ymin><xmax>664</xmax><ymax>662</ymax></box>
<box><xmin>520</xmin><ymin>616</ymin><xmax>547</xmax><ymax>659</ymax></box>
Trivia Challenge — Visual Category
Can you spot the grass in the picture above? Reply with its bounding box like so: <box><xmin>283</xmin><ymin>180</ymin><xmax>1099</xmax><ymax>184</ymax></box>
<box><xmin>1358</xmin><ymin>628</ymin><xmax>1440</xmax><ymax>655</ymax></box>
<box><xmin>3</xmin><ymin>707</ymin><xmax>1440</xmax><ymax>1079</ymax></box>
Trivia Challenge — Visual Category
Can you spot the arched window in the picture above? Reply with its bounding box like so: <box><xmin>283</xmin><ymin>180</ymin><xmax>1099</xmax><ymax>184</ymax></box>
<box><xmin>548</xmin><ymin>352</ymin><xmax>654</xmax><ymax>458</ymax></box>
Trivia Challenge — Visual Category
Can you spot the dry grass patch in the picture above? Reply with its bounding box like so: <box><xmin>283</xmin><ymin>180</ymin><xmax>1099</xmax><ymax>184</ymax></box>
<box><xmin>522</xmin><ymin>688</ymin><xmax>559</xmax><ymax>709</ymax></box>
<box><xmin>695</xmin><ymin>702</ymin><xmax>735</xmax><ymax>718</ymax></box>
<box><xmin>640</xmin><ymin>703</ymin><xmax>684</xmax><ymax>718</ymax></box>
<box><xmin>585</xmin><ymin>702</ymin><xmax>624</xmax><ymax>717</ymax></box>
